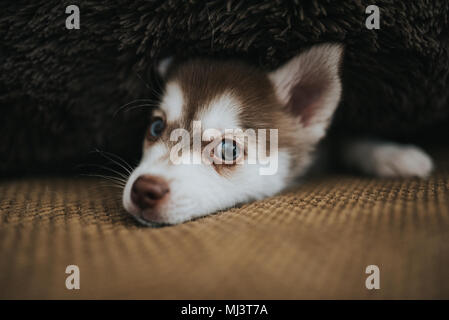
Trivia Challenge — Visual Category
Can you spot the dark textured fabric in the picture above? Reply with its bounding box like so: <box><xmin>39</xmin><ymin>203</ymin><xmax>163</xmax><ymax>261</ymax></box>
<box><xmin>1</xmin><ymin>1</ymin><xmax>449</xmax><ymax>175</ymax></box>
<box><xmin>0</xmin><ymin>152</ymin><xmax>448</xmax><ymax>299</ymax></box>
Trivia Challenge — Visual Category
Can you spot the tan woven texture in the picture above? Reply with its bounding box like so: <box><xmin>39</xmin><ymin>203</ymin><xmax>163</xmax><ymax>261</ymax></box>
<box><xmin>1</xmin><ymin>154</ymin><xmax>448</xmax><ymax>299</ymax></box>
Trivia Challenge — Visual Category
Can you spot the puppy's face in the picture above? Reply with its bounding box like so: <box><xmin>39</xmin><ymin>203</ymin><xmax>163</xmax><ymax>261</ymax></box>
<box><xmin>123</xmin><ymin>44</ymin><xmax>343</xmax><ymax>225</ymax></box>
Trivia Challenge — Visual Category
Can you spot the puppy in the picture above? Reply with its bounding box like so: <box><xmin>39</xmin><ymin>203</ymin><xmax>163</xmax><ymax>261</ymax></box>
<box><xmin>122</xmin><ymin>43</ymin><xmax>433</xmax><ymax>225</ymax></box>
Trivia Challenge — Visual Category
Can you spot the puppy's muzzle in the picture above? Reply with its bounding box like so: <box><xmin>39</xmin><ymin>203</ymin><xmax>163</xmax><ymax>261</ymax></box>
<box><xmin>131</xmin><ymin>175</ymin><xmax>169</xmax><ymax>212</ymax></box>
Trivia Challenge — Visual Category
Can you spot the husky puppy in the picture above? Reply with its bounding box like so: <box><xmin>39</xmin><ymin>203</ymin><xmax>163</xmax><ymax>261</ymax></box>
<box><xmin>122</xmin><ymin>44</ymin><xmax>433</xmax><ymax>225</ymax></box>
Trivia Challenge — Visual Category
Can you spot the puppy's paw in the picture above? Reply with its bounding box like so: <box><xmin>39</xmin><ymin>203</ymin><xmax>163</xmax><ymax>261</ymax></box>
<box><xmin>371</xmin><ymin>145</ymin><xmax>434</xmax><ymax>178</ymax></box>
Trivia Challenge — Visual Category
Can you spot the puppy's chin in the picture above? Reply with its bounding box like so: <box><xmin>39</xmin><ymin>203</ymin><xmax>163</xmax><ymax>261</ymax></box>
<box><xmin>132</xmin><ymin>215</ymin><xmax>169</xmax><ymax>228</ymax></box>
<box><xmin>124</xmin><ymin>196</ymin><xmax>178</xmax><ymax>226</ymax></box>
<box><xmin>140</xmin><ymin>207</ymin><xmax>177</xmax><ymax>225</ymax></box>
<box><xmin>127</xmin><ymin>196</ymin><xmax>232</xmax><ymax>226</ymax></box>
<box><xmin>141</xmin><ymin>204</ymin><xmax>210</xmax><ymax>225</ymax></box>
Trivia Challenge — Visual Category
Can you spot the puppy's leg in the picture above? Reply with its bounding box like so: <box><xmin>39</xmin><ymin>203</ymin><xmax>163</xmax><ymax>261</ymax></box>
<box><xmin>341</xmin><ymin>139</ymin><xmax>434</xmax><ymax>178</ymax></box>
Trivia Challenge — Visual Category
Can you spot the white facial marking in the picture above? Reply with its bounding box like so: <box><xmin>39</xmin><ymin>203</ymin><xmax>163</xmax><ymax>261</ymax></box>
<box><xmin>123</xmin><ymin>146</ymin><xmax>291</xmax><ymax>225</ymax></box>
<box><xmin>199</xmin><ymin>92</ymin><xmax>241</xmax><ymax>131</ymax></box>
<box><xmin>160</xmin><ymin>82</ymin><xmax>184</xmax><ymax>123</ymax></box>
<box><xmin>157</xmin><ymin>57</ymin><xmax>173</xmax><ymax>78</ymax></box>
<box><xmin>142</xmin><ymin>142</ymin><xmax>168</xmax><ymax>163</ymax></box>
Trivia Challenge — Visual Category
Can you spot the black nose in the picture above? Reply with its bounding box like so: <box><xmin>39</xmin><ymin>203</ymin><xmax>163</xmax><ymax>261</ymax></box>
<box><xmin>131</xmin><ymin>175</ymin><xmax>169</xmax><ymax>210</ymax></box>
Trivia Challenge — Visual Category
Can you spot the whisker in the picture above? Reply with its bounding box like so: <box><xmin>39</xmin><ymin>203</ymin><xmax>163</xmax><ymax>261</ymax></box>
<box><xmin>81</xmin><ymin>173</ymin><xmax>127</xmax><ymax>185</ymax></box>
<box><xmin>152</xmin><ymin>69</ymin><xmax>165</xmax><ymax>94</ymax></box>
<box><xmin>84</xmin><ymin>163</ymin><xmax>130</xmax><ymax>180</ymax></box>
<box><xmin>116</xmin><ymin>99</ymin><xmax>154</xmax><ymax>109</ymax></box>
<box><xmin>122</xmin><ymin>104</ymin><xmax>155</xmax><ymax>113</ymax></box>
<box><xmin>92</xmin><ymin>149</ymin><xmax>134</xmax><ymax>174</ymax></box>
<box><xmin>145</xmin><ymin>77</ymin><xmax>163</xmax><ymax>101</ymax></box>
<box><xmin>113</xmin><ymin>99</ymin><xmax>156</xmax><ymax>117</ymax></box>
<box><xmin>136</xmin><ymin>72</ymin><xmax>152</xmax><ymax>90</ymax></box>
<box><xmin>97</xmin><ymin>182</ymin><xmax>126</xmax><ymax>189</ymax></box>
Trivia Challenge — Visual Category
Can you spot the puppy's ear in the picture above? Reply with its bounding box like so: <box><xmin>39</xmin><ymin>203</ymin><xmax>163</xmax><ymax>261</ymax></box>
<box><xmin>269</xmin><ymin>44</ymin><xmax>343</xmax><ymax>142</ymax></box>
<box><xmin>156</xmin><ymin>56</ymin><xmax>174</xmax><ymax>78</ymax></box>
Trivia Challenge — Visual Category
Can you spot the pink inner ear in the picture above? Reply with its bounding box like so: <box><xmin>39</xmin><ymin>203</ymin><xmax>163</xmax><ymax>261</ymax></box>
<box><xmin>286</xmin><ymin>80</ymin><xmax>328</xmax><ymax>126</ymax></box>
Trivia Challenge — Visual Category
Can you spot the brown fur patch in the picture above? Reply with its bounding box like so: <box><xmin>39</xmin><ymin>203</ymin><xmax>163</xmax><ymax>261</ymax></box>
<box><xmin>145</xmin><ymin>59</ymin><xmax>312</xmax><ymax>179</ymax></box>
<box><xmin>167</xmin><ymin>59</ymin><xmax>301</xmax><ymax>147</ymax></box>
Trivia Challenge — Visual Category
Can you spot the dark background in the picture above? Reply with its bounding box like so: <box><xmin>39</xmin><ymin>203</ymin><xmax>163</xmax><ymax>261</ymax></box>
<box><xmin>1</xmin><ymin>0</ymin><xmax>448</xmax><ymax>176</ymax></box>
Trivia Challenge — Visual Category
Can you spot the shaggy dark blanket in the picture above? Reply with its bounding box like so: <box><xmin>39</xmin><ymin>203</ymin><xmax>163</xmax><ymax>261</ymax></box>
<box><xmin>1</xmin><ymin>1</ymin><xmax>448</xmax><ymax>176</ymax></box>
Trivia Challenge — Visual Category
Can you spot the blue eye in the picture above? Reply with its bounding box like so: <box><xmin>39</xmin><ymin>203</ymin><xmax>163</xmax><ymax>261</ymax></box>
<box><xmin>149</xmin><ymin>118</ymin><xmax>165</xmax><ymax>137</ymax></box>
<box><xmin>219</xmin><ymin>139</ymin><xmax>239</xmax><ymax>161</ymax></box>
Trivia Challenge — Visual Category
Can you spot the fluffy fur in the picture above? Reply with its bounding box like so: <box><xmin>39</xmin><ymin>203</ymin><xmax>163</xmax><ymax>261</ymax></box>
<box><xmin>123</xmin><ymin>44</ymin><xmax>343</xmax><ymax>224</ymax></box>
<box><xmin>1</xmin><ymin>1</ymin><xmax>449</xmax><ymax>176</ymax></box>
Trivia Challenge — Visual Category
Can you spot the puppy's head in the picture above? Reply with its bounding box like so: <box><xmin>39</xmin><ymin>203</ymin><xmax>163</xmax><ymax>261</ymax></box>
<box><xmin>123</xmin><ymin>44</ymin><xmax>343</xmax><ymax>225</ymax></box>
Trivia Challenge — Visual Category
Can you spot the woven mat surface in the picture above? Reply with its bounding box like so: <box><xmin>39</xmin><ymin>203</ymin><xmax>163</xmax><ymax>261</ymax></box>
<box><xmin>1</xmin><ymin>156</ymin><xmax>449</xmax><ymax>299</ymax></box>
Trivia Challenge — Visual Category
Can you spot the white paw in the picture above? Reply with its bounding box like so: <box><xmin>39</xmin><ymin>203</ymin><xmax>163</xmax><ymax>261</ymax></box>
<box><xmin>372</xmin><ymin>145</ymin><xmax>434</xmax><ymax>178</ymax></box>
